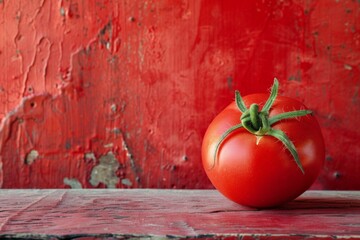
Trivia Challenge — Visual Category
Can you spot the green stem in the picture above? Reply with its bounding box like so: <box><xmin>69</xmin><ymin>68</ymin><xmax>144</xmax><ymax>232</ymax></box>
<box><xmin>249</xmin><ymin>104</ymin><xmax>260</xmax><ymax>130</ymax></box>
<box><xmin>211</xmin><ymin>123</ymin><xmax>243</xmax><ymax>169</ymax></box>
<box><xmin>266</xmin><ymin>128</ymin><xmax>305</xmax><ymax>174</ymax></box>
<box><xmin>262</xmin><ymin>78</ymin><xmax>279</xmax><ymax>113</ymax></box>
<box><xmin>212</xmin><ymin>78</ymin><xmax>312</xmax><ymax>174</ymax></box>
<box><xmin>242</xmin><ymin>116</ymin><xmax>258</xmax><ymax>133</ymax></box>
<box><xmin>235</xmin><ymin>90</ymin><xmax>248</xmax><ymax>112</ymax></box>
<box><xmin>257</xmin><ymin>112</ymin><xmax>270</xmax><ymax>135</ymax></box>
<box><xmin>269</xmin><ymin>110</ymin><xmax>312</xmax><ymax>125</ymax></box>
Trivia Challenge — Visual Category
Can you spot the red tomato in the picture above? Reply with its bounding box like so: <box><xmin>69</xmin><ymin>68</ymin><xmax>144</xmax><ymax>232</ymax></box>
<box><xmin>202</xmin><ymin>93</ymin><xmax>325</xmax><ymax>208</ymax></box>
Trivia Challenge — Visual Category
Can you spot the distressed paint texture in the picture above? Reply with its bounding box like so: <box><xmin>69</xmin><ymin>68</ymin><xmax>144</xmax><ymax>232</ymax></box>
<box><xmin>0</xmin><ymin>0</ymin><xmax>359</xmax><ymax>189</ymax></box>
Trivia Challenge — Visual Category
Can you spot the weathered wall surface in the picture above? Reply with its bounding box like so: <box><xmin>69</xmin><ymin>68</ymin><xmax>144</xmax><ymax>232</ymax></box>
<box><xmin>0</xmin><ymin>0</ymin><xmax>359</xmax><ymax>189</ymax></box>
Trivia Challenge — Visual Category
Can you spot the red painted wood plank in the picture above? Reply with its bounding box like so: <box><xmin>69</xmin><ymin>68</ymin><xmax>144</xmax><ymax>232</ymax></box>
<box><xmin>0</xmin><ymin>190</ymin><xmax>359</xmax><ymax>239</ymax></box>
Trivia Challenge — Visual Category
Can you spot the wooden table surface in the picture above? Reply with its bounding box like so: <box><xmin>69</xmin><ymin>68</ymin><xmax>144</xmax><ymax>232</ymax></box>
<box><xmin>0</xmin><ymin>189</ymin><xmax>359</xmax><ymax>239</ymax></box>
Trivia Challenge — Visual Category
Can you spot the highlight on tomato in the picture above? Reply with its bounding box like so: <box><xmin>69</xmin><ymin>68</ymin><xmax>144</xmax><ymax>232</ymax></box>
<box><xmin>202</xmin><ymin>78</ymin><xmax>325</xmax><ymax>208</ymax></box>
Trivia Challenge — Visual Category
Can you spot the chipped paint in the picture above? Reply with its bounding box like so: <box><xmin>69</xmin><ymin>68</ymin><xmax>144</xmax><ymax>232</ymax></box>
<box><xmin>85</xmin><ymin>152</ymin><xmax>96</xmax><ymax>162</ymax></box>
<box><xmin>90</xmin><ymin>152</ymin><xmax>120</xmax><ymax>188</ymax></box>
<box><xmin>63</xmin><ymin>178</ymin><xmax>83</xmax><ymax>189</ymax></box>
<box><xmin>121</xmin><ymin>178</ymin><xmax>133</xmax><ymax>187</ymax></box>
<box><xmin>25</xmin><ymin>150</ymin><xmax>39</xmax><ymax>165</ymax></box>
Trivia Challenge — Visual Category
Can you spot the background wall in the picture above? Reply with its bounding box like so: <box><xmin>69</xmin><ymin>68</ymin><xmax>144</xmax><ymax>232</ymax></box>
<box><xmin>0</xmin><ymin>0</ymin><xmax>359</xmax><ymax>189</ymax></box>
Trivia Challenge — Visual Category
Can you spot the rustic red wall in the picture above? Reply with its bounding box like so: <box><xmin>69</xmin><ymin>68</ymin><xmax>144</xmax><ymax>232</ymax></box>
<box><xmin>0</xmin><ymin>0</ymin><xmax>359</xmax><ymax>189</ymax></box>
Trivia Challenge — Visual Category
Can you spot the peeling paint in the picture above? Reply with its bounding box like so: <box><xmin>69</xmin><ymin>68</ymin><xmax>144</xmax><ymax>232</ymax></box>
<box><xmin>90</xmin><ymin>152</ymin><xmax>120</xmax><ymax>188</ymax></box>
<box><xmin>63</xmin><ymin>178</ymin><xmax>82</xmax><ymax>189</ymax></box>
<box><xmin>85</xmin><ymin>152</ymin><xmax>96</xmax><ymax>162</ymax></box>
<box><xmin>25</xmin><ymin>150</ymin><xmax>39</xmax><ymax>165</ymax></box>
<box><xmin>103</xmin><ymin>143</ymin><xmax>114</xmax><ymax>148</ymax></box>
<box><xmin>121</xmin><ymin>178</ymin><xmax>132</xmax><ymax>187</ymax></box>
<box><xmin>344</xmin><ymin>64</ymin><xmax>353</xmax><ymax>70</ymax></box>
<box><xmin>0</xmin><ymin>0</ymin><xmax>359</xmax><ymax>189</ymax></box>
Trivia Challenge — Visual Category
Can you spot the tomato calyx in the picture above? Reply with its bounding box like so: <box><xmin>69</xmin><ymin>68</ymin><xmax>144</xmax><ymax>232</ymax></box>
<box><xmin>213</xmin><ymin>78</ymin><xmax>312</xmax><ymax>174</ymax></box>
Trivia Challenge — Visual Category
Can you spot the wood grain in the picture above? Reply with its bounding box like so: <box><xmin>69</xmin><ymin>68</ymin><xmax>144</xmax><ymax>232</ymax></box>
<box><xmin>0</xmin><ymin>190</ymin><xmax>359</xmax><ymax>239</ymax></box>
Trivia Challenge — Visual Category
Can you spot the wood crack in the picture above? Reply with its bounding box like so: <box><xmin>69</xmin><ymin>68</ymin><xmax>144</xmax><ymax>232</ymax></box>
<box><xmin>0</xmin><ymin>190</ymin><xmax>61</xmax><ymax>231</ymax></box>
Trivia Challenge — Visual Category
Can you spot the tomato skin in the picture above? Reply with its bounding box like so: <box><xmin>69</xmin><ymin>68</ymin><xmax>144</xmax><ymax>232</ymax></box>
<box><xmin>202</xmin><ymin>94</ymin><xmax>325</xmax><ymax>208</ymax></box>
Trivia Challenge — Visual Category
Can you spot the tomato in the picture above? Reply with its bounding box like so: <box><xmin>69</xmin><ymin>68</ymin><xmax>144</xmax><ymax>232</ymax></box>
<box><xmin>202</xmin><ymin>79</ymin><xmax>325</xmax><ymax>208</ymax></box>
